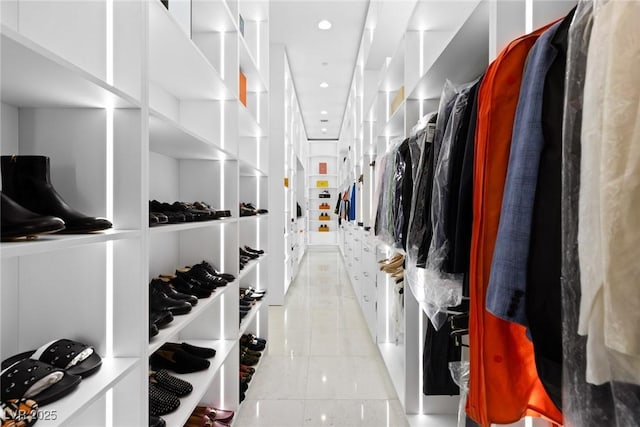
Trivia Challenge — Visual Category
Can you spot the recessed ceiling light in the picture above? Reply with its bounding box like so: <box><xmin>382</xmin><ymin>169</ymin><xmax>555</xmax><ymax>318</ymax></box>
<box><xmin>321</xmin><ymin>110</ymin><xmax>328</xmax><ymax>115</ymax></box>
<box><xmin>320</xmin><ymin>82</ymin><xmax>328</xmax><ymax>88</ymax></box>
<box><xmin>321</xmin><ymin>62</ymin><xmax>329</xmax><ymax>66</ymax></box>
<box><xmin>322</xmin><ymin>128</ymin><xmax>328</xmax><ymax>133</ymax></box>
<box><xmin>318</xmin><ymin>20</ymin><xmax>332</xmax><ymax>30</ymax></box>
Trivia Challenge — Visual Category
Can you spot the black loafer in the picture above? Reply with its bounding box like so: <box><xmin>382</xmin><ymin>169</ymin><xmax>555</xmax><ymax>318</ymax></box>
<box><xmin>150</xmin><ymin>286</ymin><xmax>192</xmax><ymax>316</ymax></box>
<box><xmin>150</xmin><ymin>279</ymin><xmax>198</xmax><ymax>306</ymax></box>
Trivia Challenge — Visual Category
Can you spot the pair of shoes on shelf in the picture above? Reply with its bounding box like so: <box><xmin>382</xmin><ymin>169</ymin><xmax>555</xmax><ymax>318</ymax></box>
<box><xmin>239</xmin><ymin>247</ymin><xmax>260</xmax><ymax>260</ymax></box>
<box><xmin>244</xmin><ymin>245</ymin><xmax>264</xmax><ymax>255</ymax></box>
<box><xmin>319</xmin><ymin>202</ymin><xmax>330</xmax><ymax>210</ymax></box>
<box><xmin>150</xmin><ymin>280</ymin><xmax>193</xmax><ymax>317</ymax></box>
<box><xmin>240</xmin><ymin>334</ymin><xmax>265</xmax><ymax>351</ymax></box>
<box><xmin>1</xmin><ymin>339</ymin><xmax>103</xmax><ymax>407</ymax></box>
<box><xmin>186</xmin><ymin>406</ymin><xmax>234</xmax><ymax>427</ymax></box>
<box><xmin>318</xmin><ymin>190</ymin><xmax>331</xmax><ymax>199</ymax></box>
<box><xmin>241</xmin><ymin>287</ymin><xmax>266</xmax><ymax>301</ymax></box>
<box><xmin>318</xmin><ymin>212</ymin><xmax>330</xmax><ymax>220</ymax></box>
<box><xmin>149</xmin><ymin>369</ymin><xmax>193</xmax><ymax>417</ymax></box>
<box><xmin>318</xmin><ymin>224</ymin><xmax>330</xmax><ymax>231</ymax></box>
<box><xmin>149</xmin><ymin>200</ymin><xmax>225</xmax><ymax>225</ymax></box>
<box><xmin>239</xmin><ymin>203</ymin><xmax>268</xmax><ymax>216</ymax></box>
<box><xmin>150</xmin><ymin>342</ymin><xmax>216</xmax><ymax>375</ymax></box>
<box><xmin>1</xmin><ymin>155</ymin><xmax>112</xmax><ymax>241</ymax></box>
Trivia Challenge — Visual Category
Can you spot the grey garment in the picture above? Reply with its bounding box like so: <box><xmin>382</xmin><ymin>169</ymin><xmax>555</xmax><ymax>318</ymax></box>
<box><xmin>561</xmin><ymin>1</ymin><xmax>640</xmax><ymax>425</ymax></box>
<box><xmin>428</xmin><ymin>82</ymin><xmax>475</xmax><ymax>273</ymax></box>
<box><xmin>485</xmin><ymin>21</ymin><xmax>561</xmax><ymax>326</ymax></box>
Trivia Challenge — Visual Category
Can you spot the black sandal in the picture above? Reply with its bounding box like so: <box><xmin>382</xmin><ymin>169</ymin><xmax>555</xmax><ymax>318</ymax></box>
<box><xmin>1</xmin><ymin>339</ymin><xmax>102</xmax><ymax>378</ymax></box>
<box><xmin>1</xmin><ymin>359</ymin><xmax>81</xmax><ymax>406</ymax></box>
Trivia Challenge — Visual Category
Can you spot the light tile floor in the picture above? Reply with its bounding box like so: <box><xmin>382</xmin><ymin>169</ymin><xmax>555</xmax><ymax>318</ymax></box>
<box><xmin>235</xmin><ymin>249</ymin><xmax>410</xmax><ymax>427</ymax></box>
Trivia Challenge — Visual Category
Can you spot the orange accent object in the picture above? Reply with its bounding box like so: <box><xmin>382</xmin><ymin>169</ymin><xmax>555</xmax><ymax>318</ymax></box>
<box><xmin>239</xmin><ymin>71</ymin><xmax>247</xmax><ymax>106</ymax></box>
<box><xmin>467</xmin><ymin>23</ymin><xmax>562</xmax><ymax>427</ymax></box>
<box><xmin>318</xmin><ymin>225</ymin><xmax>329</xmax><ymax>232</ymax></box>
<box><xmin>318</xmin><ymin>213</ymin><xmax>330</xmax><ymax>221</ymax></box>
<box><xmin>284</xmin><ymin>177</ymin><xmax>289</xmax><ymax>187</ymax></box>
<box><xmin>319</xmin><ymin>162</ymin><xmax>327</xmax><ymax>174</ymax></box>
<box><xmin>319</xmin><ymin>203</ymin><xmax>330</xmax><ymax>210</ymax></box>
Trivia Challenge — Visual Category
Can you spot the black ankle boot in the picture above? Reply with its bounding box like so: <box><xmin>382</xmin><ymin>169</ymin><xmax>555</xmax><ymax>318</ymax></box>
<box><xmin>1</xmin><ymin>155</ymin><xmax>112</xmax><ymax>233</ymax></box>
<box><xmin>1</xmin><ymin>192</ymin><xmax>66</xmax><ymax>241</ymax></box>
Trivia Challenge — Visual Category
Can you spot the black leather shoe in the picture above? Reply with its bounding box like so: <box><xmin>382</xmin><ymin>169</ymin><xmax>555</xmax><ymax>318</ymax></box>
<box><xmin>150</xmin><ymin>309</ymin><xmax>174</xmax><ymax>328</ymax></box>
<box><xmin>1</xmin><ymin>156</ymin><xmax>112</xmax><ymax>233</ymax></box>
<box><xmin>1</xmin><ymin>192</ymin><xmax>66</xmax><ymax>240</ymax></box>
<box><xmin>244</xmin><ymin>245</ymin><xmax>264</xmax><ymax>255</ymax></box>
<box><xmin>164</xmin><ymin>276</ymin><xmax>211</xmax><ymax>299</ymax></box>
<box><xmin>177</xmin><ymin>266</ymin><xmax>227</xmax><ymax>289</ymax></box>
<box><xmin>239</xmin><ymin>248</ymin><xmax>259</xmax><ymax>259</ymax></box>
<box><xmin>150</xmin><ymin>279</ymin><xmax>197</xmax><ymax>306</ymax></box>
<box><xmin>196</xmin><ymin>260</ymin><xmax>235</xmax><ymax>282</ymax></box>
<box><xmin>149</xmin><ymin>285</ymin><xmax>192</xmax><ymax>315</ymax></box>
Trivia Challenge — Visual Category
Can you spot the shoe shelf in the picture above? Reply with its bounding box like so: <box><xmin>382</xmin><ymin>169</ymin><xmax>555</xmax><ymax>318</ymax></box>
<box><xmin>238</xmin><ymin>35</ymin><xmax>268</xmax><ymax>95</ymax></box>
<box><xmin>308</xmin><ymin>174</ymin><xmax>338</xmax><ymax>177</ymax></box>
<box><xmin>238</xmin><ymin>214</ymin><xmax>269</xmax><ymax>222</ymax></box>
<box><xmin>149</xmin><ymin>282</ymin><xmax>236</xmax><ymax>354</ymax></box>
<box><xmin>191</xmin><ymin>0</ymin><xmax>238</xmax><ymax>33</ymax></box>
<box><xmin>149</xmin><ymin>0</ymin><xmax>231</xmax><ymax>103</ymax></box>
<box><xmin>159</xmin><ymin>339</ymin><xmax>236</xmax><ymax>427</ymax></box>
<box><xmin>36</xmin><ymin>357</ymin><xmax>139</xmax><ymax>427</ymax></box>
<box><xmin>239</xmin><ymin>300</ymin><xmax>265</xmax><ymax>338</ymax></box>
<box><xmin>238</xmin><ymin>103</ymin><xmax>263</xmax><ymax>138</ymax></box>
<box><xmin>150</xmin><ymin>218</ymin><xmax>237</xmax><ymax>235</ymax></box>
<box><xmin>0</xmin><ymin>229</ymin><xmax>141</xmax><ymax>259</ymax></box>
<box><xmin>238</xmin><ymin>254</ymin><xmax>268</xmax><ymax>281</ymax></box>
<box><xmin>149</xmin><ymin>109</ymin><xmax>234</xmax><ymax>160</ymax></box>
<box><xmin>1</xmin><ymin>26</ymin><xmax>141</xmax><ymax>109</ymax></box>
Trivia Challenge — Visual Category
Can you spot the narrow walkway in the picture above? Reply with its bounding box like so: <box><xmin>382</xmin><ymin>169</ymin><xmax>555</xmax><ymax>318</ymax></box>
<box><xmin>235</xmin><ymin>249</ymin><xmax>409</xmax><ymax>426</ymax></box>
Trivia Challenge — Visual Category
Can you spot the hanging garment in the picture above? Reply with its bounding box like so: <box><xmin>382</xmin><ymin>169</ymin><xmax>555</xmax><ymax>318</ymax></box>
<box><xmin>417</xmin><ymin>91</ymin><xmax>458</xmax><ymax>266</ymax></box>
<box><xmin>423</xmin><ymin>314</ymin><xmax>461</xmax><ymax>396</ymax></box>
<box><xmin>442</xmin><ymin>79</ymin><xmax>481</xmax><ymax>275</ymax></box>
<box><xmin>467</xmin><ymin>22</ymin><xmax>563</xmax><ymax>427</ymax></box>
<box><xmin>524</xmin><ymin>10</ymin><xmax>575</xmax><ymax>412</ymax></box>
<box><xmin>394</xmin><ymin>139</ymin><xmax>414</xmax><ymax>248</ymax></box>
<box><xmin>579</xmin><ymin>0</ymin><xmax>640</xmax><ymax>386</ymax></box>
<box><xmin>349</xmin><ymin>182</ymin><xmax>357</xmax><ymax>221</ymax></box>
<box><xmin>486</xmin><ymin>21</ymin><xmax>563</xmax><ymax>327</ymax></box>
<box><xmin>423</xmin><ymin>81</ymin><xmax>477</xmax><ymax>316</ymax></box>
<box><xmin>451</xmin><ymin>76</ymin><xmax>483</xmax><ymax>280</ymax></box>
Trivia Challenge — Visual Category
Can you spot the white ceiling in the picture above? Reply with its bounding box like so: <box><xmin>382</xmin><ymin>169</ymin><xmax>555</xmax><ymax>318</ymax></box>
<box><xmin>271</xmin><ymin>0</ymin><xmax>369</xmax><ymax>140</ymax></box>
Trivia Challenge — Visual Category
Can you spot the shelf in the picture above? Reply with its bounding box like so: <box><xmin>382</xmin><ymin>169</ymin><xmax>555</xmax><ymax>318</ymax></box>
<box><xmin>149</xmin><ymin>283</ymin><xmax>234</xmax><ymax>353</ymax></box>
<box><xmin>308</xmin><ymin>174</ymin><xmax>338</xmax><ymax>177</ymax></box>
<box><xmin>406</xmin><ymin>415</ymin><xmax>457</xmax><ymax>427</ymax></box>
<box><xmin>38</xmin><ymin>357</ymin><xmax>139</xmax><ymax>426</ymax></box>
<box><xmin>149</xmin><ymin>109</ymin><xmax>233</xmax><ymax>160</ymax></box>
<box><xmin>0</xmin><ymin>229</ymin><xmax>141</xmax><ymax>259</ymax></box>
<box><xmin>239</xmin><ymin>214</ymin><xmax>269</xmax><ymax>222</ymax></box>
<box><xmin>380</xmin><ymin>101</ymin><xmax>405</xmax><ymax>137</ymax></box>
<box><xmin>310</xmin><ymin>187</ymin><xmax>337</xmax><ymax>190</ymax></box>
<box><xmin>191</xmin><ymin>0</ymin><xmax>237</xmax><ymax>33</ymax></box>
<box><xmin>378</xmin><ymin>342</ymin><xmax>406</xmax><ymax>404</ymax></box>
<box><xmin>309</xmin><ymin>197</ymin><xmax>334</xmax><ymax>201</ymax></box>
<box><xmin>407</xmin><ymin>1</ymin><xmax>488</xmax><ymax>100</ymax></box>
<box><xmin>309</xmin><ymin>219</ymin><xmax>337</xmax><ymax>223</ymax></box>
<box><xmin>238</xmin><ymin>254</ymin><xmax>268</xmax><ymax>281</ymax></box>
<box><xmin>150</xmin><ymin>217</ymin><xmax>237</xmax><ymax>234</ymax></box>
<box><xmin>238</xmin><ymin>103</ymin><xmax>264</xmax><ymax>137</ymax></box>
<box><xmin>160</xmin><ymin>339</ymin><xmax>236</xmax><ymax>427</ymax></box>
<box><xmin>238</xmin><ymin>36</ymin><xmax>268</xmax><ymax>93</ymax></box>
<box><xmin>239</xmin><ymin>161</ymin><xmax>267</xmax><ymax>177</ymax></box>
<box><xmin>149</xmin><ymin>0</ymin><xmax>231</xmax><ymax>101</ymax></box>
<box><xmin>1</xmin><ymin>26</ymin><xmax>140</xmax><ymax>108</ymax></box>
<box><xmin>239</xmin><ymin>300</ymin><xmax>265</xmax><ymax>337</ymax></box>
<box><xmin>378</xmin><ymin>42</ymin><xmax>405</xmax><ymax>93</ymax></box>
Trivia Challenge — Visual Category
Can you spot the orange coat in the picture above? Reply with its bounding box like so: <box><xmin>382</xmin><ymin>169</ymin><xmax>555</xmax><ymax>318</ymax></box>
<box><xmin>466</xmin><ymin>23</ymin><xmax>563</xmax><ymax>426</ymax></box>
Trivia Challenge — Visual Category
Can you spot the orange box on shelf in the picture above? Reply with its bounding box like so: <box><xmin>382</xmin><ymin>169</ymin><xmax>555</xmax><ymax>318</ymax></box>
<box><xmin>319</xmin><ymin>203</ymin><xmax>330</xmax><ymax>210</ymax></box>
<box><xmin>239</xmin><ymin>70</ymin><xmax>247</xmax><ymax>106</ymax></box>
<box><xmin>318</xmin><ymin>225</ymin><xmax>330</xmax><ymax>232</ymax></box>
<box><xmin>316</xmin><ymin>180</ymin><xmax>329</xmax><ymax>188</ymax></box>
<box><xmin>319</xmin><ymin>162</ymin><xmax>327</xmax><ymax>174</ymax></box>
<box><xmin>318</xmin><ymin>213</ymin><xmax>330</xmax><ymax>221</ymax></box>
<box><xmin>284</xmin><ymin>177</ymin><xmax>289</xmax><ymax>187</ymax></box>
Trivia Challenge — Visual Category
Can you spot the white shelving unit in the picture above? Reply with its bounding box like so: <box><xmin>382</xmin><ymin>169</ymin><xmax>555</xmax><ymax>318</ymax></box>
<box><xmin>268</xmin><ymin>46</ymin><xmax>307</xmax><ymax>305</ymax></box>
<box><xmin>0</xmin><ymin>0</ymin><xmax>269</xmax><ymax>424</ymax></box>
<box><xmin>307</xmin><ymin>141</ymin><xmax>339</xmax><ymax>245</ymax></box>
<box><xmin>336</xmin><ymin>1</ymin><xmax>575</xmax><ymax>426</ymax></box>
